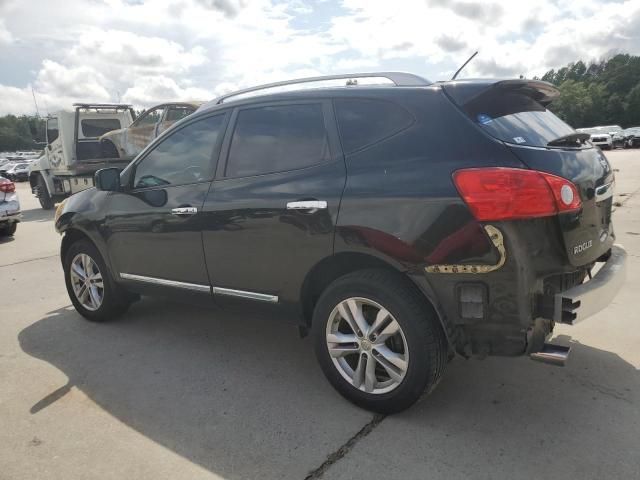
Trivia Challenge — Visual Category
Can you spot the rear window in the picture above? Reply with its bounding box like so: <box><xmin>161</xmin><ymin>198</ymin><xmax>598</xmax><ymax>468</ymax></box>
<box><xmin>81</xmin><ymin>119</ymin><xmax>121</xmax><ymax>138</ymax></box>
<box><xmin>335</xmin><ymin>99</ymin><xmax>414</xmax><ymax>154</ymax></box>
<box><xmin>463</xmin><ymin>91</ymin><xmax>576</xmax><ymax>148</ymax></box>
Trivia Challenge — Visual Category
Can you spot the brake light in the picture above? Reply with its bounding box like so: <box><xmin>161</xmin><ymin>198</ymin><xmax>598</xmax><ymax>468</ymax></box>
<box><xmin>0</xmin><ymin>179</ymin><xmax>15</xmax><ymax>193</ymax></box>
<box><xmin>452</xmin><ymin>167</ymin><xmax>581</xmax><ymax>221</ymax></box>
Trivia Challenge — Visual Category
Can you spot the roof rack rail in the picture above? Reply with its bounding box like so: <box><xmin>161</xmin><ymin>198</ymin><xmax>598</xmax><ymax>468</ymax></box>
<box><xmin>73</xmin><ymin>103</ymin><xmax>133</xmax><ymax>108</ymax></box>
<box><xmin>215</xmin><ymin>71</ymin><xmax>431</xmax><ymax>104</ymax></box>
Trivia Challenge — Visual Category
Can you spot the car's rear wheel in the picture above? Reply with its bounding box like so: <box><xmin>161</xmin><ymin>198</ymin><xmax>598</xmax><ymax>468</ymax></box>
<box><xmin>312</xmin><ymin>269</ymin><xmax>447</xmax><ymax>414</ymax></box>
<box><xmin>63</xmin><ymin>239</ymin><xmax>132</xmax><ymax>321</ymax></box>
<box><xmin>0</xmin><ymin>222</ymin><xmax>17</xmax><ymax>236</ymax></box>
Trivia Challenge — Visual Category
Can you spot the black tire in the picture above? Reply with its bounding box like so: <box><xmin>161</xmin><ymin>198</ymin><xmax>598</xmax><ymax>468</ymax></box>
<box><xmin>312</xmin><ymin>269</ymin><xmax>448</xmax><ymax>414</ymax></box>
<box><xmin>63</xmin><ymin>239</ymin><xmax>132</xmax><ymax>322</ymax></box>
<box><xmin>0</xmin><ymin>222</ymin><xmax>17</xmax><ymax>236</ymax></box>
<box><xmin>36</xmin><ymin>175</ymin><xmax>54</xmax><ymax>210</ymax></box>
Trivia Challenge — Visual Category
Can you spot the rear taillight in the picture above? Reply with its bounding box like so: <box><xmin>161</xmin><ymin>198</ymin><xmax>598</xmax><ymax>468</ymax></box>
<box><xmin>0</xmin><ymin>179</ymin><xmax>15</xmax><ymax>193</ymax></box>
<box><xmin>452</xmin><ymin>167</ymin><xmax>581</xmax><ymax>221</ymax></box>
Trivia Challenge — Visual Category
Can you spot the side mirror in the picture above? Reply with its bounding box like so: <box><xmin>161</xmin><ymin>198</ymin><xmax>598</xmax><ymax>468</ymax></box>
<box><xmin>47</xmin><ymin>144</ymin><xmax>52</xmax><ymax>151</ymax></box>
<box><xmin>95</xmin><ymin>168</ymin><xmax>121</xmax><ymax>192</ymax></box>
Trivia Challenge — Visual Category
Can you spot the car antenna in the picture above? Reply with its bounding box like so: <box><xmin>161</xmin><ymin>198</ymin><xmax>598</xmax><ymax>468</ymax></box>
<box><xmin>451</xmin><ymin>51</ymin><xmax>479</xmax><ymax>80</ymax></box>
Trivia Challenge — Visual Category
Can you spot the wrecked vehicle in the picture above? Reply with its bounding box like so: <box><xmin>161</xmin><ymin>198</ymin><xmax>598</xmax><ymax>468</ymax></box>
<box><xmin>55</xmin><ymin>72</ymin><xmax>626</xmax><ymax>413</ymax></box>
<box><xmin>29</xmin><ymin>104</ymin><xmax>136</xmax><ymax>209</ymax></box>
<box><xmin>99</xmin><ymin>102</ymin><xmax>202</xmax><ymax>160</ymax></box>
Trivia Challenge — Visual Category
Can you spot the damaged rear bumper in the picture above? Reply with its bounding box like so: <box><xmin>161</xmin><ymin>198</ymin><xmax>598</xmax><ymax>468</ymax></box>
<box><xmin>554</xmin><ymin>244</ymin><xmax>627</xmax><ymax>324</ymax></box>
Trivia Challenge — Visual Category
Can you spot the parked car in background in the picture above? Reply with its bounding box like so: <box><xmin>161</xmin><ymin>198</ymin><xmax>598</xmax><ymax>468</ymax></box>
<box><xmin>55</xmin><ymin>72</ymin><xmax>626</xmax><ymax>413</ymax></box>
<box><xmin>623</xmin><ymin>127</ymin><xmax>640</xmax><ymax>148</ymax></box>
<box><xmin>5</xmin><ymin>162</ymin><xmax>31</xmax><ymax>182</ymax></box>
<box><xmin>576</xmin><ymin>126</ymin><xmax>624</xmax><ymax>149</ymax></box>
<box><xmin>99</xmin><ymin>102</ymin><xmax>203</xmax><ymax>160</ymax></box>
<box><xmin>0</xmin><ymin>176</ymin><xmax>21</xmax><ymax>236</ymax></box>
<box><xmin>6</xmin><ymin>151</ymin><xmax>41</xmax><ymax>161</ymax></box>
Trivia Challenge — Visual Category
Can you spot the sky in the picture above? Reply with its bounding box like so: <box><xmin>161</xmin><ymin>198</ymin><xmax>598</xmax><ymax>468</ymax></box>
<box><xmin>1</xmin><ymin>0</ymin><xmax>640</xmax><ymax>115</ymax></box>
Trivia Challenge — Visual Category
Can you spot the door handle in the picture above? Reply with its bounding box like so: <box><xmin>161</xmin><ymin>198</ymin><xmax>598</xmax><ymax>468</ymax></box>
<box><xmin>286</xmin><ymin>200</ymin><xmax>328</xmax><ymax>211</ymax></box>
<box><xmin>171</xmin><ymin>207</ymin><xmax>198</xmax><ymax>216</ymax></box>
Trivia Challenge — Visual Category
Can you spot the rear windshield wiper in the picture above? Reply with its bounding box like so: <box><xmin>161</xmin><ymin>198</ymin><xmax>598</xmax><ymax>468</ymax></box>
<box><xmin>547</xmin><ymin>132</ymin><xmax>591</xmax><ymax>147</ymax></box>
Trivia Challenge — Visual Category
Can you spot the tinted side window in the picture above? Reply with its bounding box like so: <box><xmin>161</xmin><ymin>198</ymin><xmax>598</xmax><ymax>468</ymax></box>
<box><xmin>226</xmin><ymin>104</ymin><xmax>329</xmax><ymax>178</ymax></box>
<box><xmin>81</xmin><ymin>119</ymin><xmax>121</xmax><ymax>138</ymax></box>
<box><xmin>134</xmin><ymin>114</ymin><xmax>225</xmax><ymax>189</ymax></box>
<box><xmin>335</xmin><ymin>99</ymin><xmax>414</xmax><ymax>154</ymax></box>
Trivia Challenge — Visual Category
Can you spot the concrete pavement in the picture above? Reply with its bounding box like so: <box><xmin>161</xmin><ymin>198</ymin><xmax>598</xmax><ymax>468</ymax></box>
<box><xmin>1</xmin><ymin>150</ymin><xmax>639</xmax><ymax>479</ymax></box>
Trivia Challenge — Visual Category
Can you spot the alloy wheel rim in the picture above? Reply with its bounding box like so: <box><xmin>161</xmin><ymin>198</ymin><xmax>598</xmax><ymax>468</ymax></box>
<box><xmin>326</xmin><ymin>297</ymin><xmax>409</xmax><ymax>394</ymax></box>
<box><xmin>70</xmin><ymin>253</ymin><xmax>104</xmax><ymax>311</ymax></box>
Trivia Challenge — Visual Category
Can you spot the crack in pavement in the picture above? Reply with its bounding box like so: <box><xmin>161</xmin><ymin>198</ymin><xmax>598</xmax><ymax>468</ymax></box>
<box><xmin>0</xmin><ymin>254</ymin><xmax>58</xmax><ymax>268</ymax></box>
<box><xmin>304</xmin><ymin>414</ymin><xmax>386</xmax><ymax>480</ymax></box>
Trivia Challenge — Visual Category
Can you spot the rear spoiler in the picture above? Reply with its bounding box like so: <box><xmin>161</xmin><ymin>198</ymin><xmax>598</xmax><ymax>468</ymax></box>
<box><xmin>442</xmin><ymin>79</ymin><xmax>560</xmax><ymax>107</ymax></box>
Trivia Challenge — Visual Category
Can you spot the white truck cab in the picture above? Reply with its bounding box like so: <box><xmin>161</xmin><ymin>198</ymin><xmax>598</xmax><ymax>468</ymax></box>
<box><xmin>29</xmin><ymin>104</ymin><xmax>135</xmax><ymax>209</ymax></box>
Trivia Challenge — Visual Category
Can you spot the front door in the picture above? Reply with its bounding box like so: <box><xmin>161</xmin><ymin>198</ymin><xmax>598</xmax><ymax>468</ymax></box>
<box><xmin>105</xmin><ymin>112</ymin><xmax>228</xmax><ymax>292</ymax></box>
<box><xmin>201</xmin><ymin>101</ymin><xmax>346</xmax><ymax>309</ymax></box>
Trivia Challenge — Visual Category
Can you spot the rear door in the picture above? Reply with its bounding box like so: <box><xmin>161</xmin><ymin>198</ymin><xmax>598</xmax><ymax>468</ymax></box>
<box><xmin>445</xmin><ymin>80</ymin><xmax>615</xmax><ymax>266</ymax></box>
<box><xmin>201</xmin><ymin>100</ymin><xmax>345</xmax><ymax>308</ymax></box>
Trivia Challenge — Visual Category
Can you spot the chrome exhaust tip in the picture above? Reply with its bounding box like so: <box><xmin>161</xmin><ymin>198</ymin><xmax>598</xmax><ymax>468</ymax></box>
<box><xmin>530</xmin><ymin>343</ymin><xmax>570</xmax><ymax>367</ymax></box>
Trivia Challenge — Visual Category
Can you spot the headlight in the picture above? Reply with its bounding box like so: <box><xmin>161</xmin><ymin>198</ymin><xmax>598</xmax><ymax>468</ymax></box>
<box><xmin>54</xmin><ymin>198</ymin><xmax>67</xmax><ymax>224</ymax></box>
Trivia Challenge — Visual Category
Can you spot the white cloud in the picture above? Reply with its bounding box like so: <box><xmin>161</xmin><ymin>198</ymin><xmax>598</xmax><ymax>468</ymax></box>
<box><xmin>1</xmin><ymin>0</ymin><xmax>640</xmax><ymax>115</ymax></box>
<box><xmin>0</xmin><ymin>20</ymin><xmax>12</xmax><ymax>45</ymax></box>
<box><xmin>121</xmin><ymin>75</ymin><xmax>212</xmax><ymax>105</ymax></box>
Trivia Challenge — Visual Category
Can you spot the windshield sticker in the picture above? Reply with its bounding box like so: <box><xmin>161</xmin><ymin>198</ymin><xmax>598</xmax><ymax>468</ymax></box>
<box><xmin>477</xmin><ymin>113</ymin><xmax>493</xmax><ymax>125</ymax></box>
<box><xmin>513</xmin><ymin>136</ymin><xmax>526</xmax><ymax>144</ymax></box>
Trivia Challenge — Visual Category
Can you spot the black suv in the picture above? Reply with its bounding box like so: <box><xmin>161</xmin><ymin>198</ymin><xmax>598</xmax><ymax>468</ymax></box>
<box><xmin>55</xmin><ymin>72</ymin><xmax>627</xmax><ymax>413</ymax></box>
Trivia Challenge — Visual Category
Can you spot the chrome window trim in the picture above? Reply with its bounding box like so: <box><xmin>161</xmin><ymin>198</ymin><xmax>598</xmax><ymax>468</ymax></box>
<box><xmin>212</xmin><ymin>286</ymin><xmax>279</xmax><ymax>303</ymax></box>
<box><xmin>119</xmin><ymin>273</ymin><xmax>211</xmax><ymax>293</ymax></box>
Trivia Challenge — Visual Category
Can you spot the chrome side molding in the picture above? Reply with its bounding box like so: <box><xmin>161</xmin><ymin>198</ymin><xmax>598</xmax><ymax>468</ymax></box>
<box><xmin>119</xmin><ymin>273</ymin><xmax>278</xmax><ymax>303</ymax></box>
<box><xmin>119</xmin><ymin>273</ymin><xmax>211</xmax><ymax>293</ymax></box>
<box><xmin>213</xmin><ymin>286</ymin><xmax>279</xmax><ymax>303</ymax></box>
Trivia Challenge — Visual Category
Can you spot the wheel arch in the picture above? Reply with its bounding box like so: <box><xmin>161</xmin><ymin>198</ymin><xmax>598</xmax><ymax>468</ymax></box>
<box><xmin>300</xmin><ymin>252</ymin><xmax>454</xmax><ymax>349</ymax></box>
<box><xmin>60</xmin><ymin>228</ymin><xmax>93</xmax><ymax>261</ymax></box>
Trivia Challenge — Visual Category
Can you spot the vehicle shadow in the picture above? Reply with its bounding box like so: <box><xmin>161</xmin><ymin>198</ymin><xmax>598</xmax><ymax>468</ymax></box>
<box><xmin>20</xmin><ymin>207</ymin><xmax>54</xmax><ymax>223</ymax></box>
<box><xmin>18</xmin><ymin>299</ymin><xmax>371</xmax><ymax>479</ymax></box>
<box><xmin>0</xmin><ymin>234</ymin><xmax>15</xmax><ymax>244</ymax></box>
<box><xmin>18</xmin><ymin>300</ymin><xmax>640</xmax><ymax>479</ymax></box>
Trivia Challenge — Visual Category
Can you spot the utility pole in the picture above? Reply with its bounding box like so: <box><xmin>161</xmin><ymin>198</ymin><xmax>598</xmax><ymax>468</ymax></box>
<box><xmin>31</xmin><ymin>87</ymin><xmax>41</xmax><ymax>118</ymax></box>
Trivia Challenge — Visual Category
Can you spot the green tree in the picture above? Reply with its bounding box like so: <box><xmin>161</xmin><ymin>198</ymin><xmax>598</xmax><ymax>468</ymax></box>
<box><xmin>550</xmin><ymin>80</ymin><xmax>592</xmax><ymax>126</ymax></box>
<box><xmin>542</xmin><ymin>53</ymin><xmax>640</xmax><ymax>127</ymax></box>
<box><xmin>0</xmin><ymin>115</ymin><xmax>45</xmax><ymax>151</ymax></box>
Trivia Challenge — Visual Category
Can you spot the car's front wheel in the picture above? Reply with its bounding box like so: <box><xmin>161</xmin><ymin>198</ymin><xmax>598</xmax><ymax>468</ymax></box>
<box><xmin>312</xmin><ymin>270</ymin><xmax>448</xmax><ymax>414</ymax></box>
<box><xmin>63</xmin><ymin>239</ymin><xmax>132</xmax><ymax>321</ymax></box>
